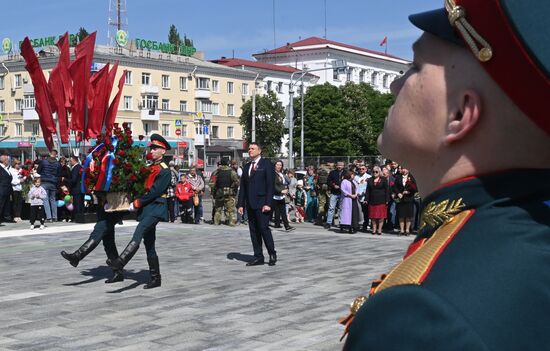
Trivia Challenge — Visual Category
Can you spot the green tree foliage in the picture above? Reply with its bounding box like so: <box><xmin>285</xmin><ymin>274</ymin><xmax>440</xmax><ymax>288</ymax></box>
<box><xmin>168</xmin><ymin>24</ymin><xmax>182</xmax><ymax>54</ymax></box>
<box><xmin>293</xmin><ymin>82</ymin><xmax>394</xmax><ymax>156</ymax></box>
<box><xmin>240</xmin><ymin>91</ymin><xmax>286</xmax><ymax>157</ymax></box>
<box><xmin>77</xmin><ymin>27</ymin><xmax>89</xmax><ymax>42</ymax></box>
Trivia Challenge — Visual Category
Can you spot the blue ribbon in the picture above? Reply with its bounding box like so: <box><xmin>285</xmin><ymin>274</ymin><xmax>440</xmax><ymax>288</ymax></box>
<box><xmin>81</xmin><ymin>143</ymin><xmax>106</xmax><ymax>194</ymax></box>
<box><xmin>102</xmin><ymin>136</ymin><xmax>118</xmax><ymax>191</ymax></box>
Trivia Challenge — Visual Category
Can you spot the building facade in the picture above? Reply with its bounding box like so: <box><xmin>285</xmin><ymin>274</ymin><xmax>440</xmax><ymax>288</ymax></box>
<box><xmin>0</xmin><ymin>44</ymin><xmax>257</xmax><ymax>168</ymax></box>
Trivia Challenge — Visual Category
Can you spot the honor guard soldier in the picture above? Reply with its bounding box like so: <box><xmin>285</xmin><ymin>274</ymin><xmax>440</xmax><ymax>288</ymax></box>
<box><xmin>213</xmin><ymin>158</ymin><xmax>239</xmax><ymax>226</ymax></box>
<box><xmin>341</xmin><ymin>1</ymin><xmax>550</xmax><ymax>350</ymax></box>
<box><xmin>108</xmin><ymin>134</ymin><xmax>172</xmax><ymax>289</ymax></box>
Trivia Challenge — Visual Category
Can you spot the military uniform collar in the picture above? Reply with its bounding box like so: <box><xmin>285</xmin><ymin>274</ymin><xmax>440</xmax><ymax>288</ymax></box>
<box><xmin>418</xmin><ymin>168</ymin><xmax>550</xmax><ymax>238</ymax></box>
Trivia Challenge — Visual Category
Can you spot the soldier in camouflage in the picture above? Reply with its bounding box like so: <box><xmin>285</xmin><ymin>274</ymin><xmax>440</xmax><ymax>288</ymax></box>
<box><xmin>315</xmin><ymin>163</ymin><xmax>332</xmax><ymax>225</ymax></box>
<box><xmin>213</xmin><ymin>158</ymin><xmax>239</xmax><ymax>226</ymax></box>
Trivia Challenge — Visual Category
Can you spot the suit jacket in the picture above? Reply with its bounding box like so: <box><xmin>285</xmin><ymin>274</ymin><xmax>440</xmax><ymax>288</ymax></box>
<box><xmin>70</xmin><ymin>164</ymin><xmax>83</xmax><ymax>195</ymax></box>
<box><xmin>392</xmin><ymin>174</ymin><xmax>418</xmax><ymax>203</ymax></box>
<box><xmin>0</xmin><ymin>165</ymin><xmax>13</xmax><ymax>195</ymax></box>
<box><xmin>237</xmin><ymin>158</ymin><xmax>275</xmax><ymax>210</ymax></box>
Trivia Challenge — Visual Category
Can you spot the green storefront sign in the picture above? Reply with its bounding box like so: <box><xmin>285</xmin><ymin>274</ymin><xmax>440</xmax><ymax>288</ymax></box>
<box><xmin>135</xmin><ymin>38</ymin><xmax>197</xmax><ymax>56</ymax></box>
<box><xmin>18</xmin><ymin>34</ymin><xmax>78</xmax><ymax>49</ymax></box>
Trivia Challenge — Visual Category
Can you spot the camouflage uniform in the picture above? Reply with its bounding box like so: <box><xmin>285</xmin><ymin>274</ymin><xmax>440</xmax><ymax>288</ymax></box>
<box><xmin>315</xmin><ymin>165</ymin><xmax>331</xmax><ymax>225</ymax></box>
<box><xmin>213</xmin><ymin>165</ymin><xmax>239</xmax><ymax>226</ymax></box>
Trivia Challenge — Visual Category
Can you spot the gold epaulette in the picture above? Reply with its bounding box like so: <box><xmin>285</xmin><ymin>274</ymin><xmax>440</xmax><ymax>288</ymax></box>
<box><xmin>160</xmin><ymin>162</ymin><xmax>168</xmax><ymax>169</ymax></box>
<box><xmin>373</xmin><ymin>209</ymin><xmax>474</xmax><ymax>294</ymax></box>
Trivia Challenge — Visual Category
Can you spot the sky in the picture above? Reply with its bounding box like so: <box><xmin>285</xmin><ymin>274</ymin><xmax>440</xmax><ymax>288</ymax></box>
<box><xmin>0</xmin><ymin>0</ymin><xmax>442</xmax><ymax>61</ymax></box>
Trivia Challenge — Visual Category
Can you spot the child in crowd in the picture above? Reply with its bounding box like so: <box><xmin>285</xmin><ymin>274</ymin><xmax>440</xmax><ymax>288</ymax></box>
<box><xmin>28</xmin><ymin>177</ymin><xmax>47</xmax><ymax>230</ymax></box>
<box><xmin>294</xmin><ymin>180</ymin><xmax>307</xmax><ymax>223</ymax></box>
<box><xmin>175</xmin><ymin>176</ymin><xmax>194</xmax><ymax>224</ymax></box>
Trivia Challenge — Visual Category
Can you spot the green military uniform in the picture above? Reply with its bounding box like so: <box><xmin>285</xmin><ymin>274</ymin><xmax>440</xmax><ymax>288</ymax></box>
<box><xmin>213</xmin><ymin>164</ymin><xmax>239</xmax><ymax>226</ymax></box>
<box><xmin>108</xmin><ymin>134</ymin><xmax>172</xmax><ymax>289</ymax></box>
<box><xmin>315</xmin><ymin>165</ymin><xmax>330</xmax><ymax>225</ymax></box>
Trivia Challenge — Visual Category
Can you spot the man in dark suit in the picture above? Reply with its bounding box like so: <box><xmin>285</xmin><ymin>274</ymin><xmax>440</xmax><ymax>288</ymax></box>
<box><xmin>69</xmin><ymin>156</ymin><xmax>84</xmax><ymax>221</ymax></box>
<box><xmin>237</xmin><ymin>142</ymin><xmax>277</xmax><ymax>266</ymax></box>
<box><xmin>108</xmin><ymin>134</ymin><xmax>172</xmax><ymax>289</ymax></box>
<box><xmin>0</xmin><ymin>155</ymin><xmax>13</xmax><ymax>224</ymax></box>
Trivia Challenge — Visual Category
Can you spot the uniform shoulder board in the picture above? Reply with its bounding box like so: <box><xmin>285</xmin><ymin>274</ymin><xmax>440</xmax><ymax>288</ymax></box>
<box><xmin>373</xmin><ymin>209</ymin><xmax>474</xmax><ymax>294</ymax></box>
<box><xmin>160</xmin><ymin>162</ymin><xmax>168</xmax><ymax>169</ymax></box>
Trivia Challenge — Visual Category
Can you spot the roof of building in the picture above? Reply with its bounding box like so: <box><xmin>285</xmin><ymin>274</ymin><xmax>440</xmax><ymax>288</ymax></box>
<box><xmin>254</xmin><ymin>36</ymin><xmax>407</xmax><ymax>62</ymax></box>
<box><xmin>210</xmin><ymin>57</ymin><xmax>300</xmax><ymax>74</ymax></box>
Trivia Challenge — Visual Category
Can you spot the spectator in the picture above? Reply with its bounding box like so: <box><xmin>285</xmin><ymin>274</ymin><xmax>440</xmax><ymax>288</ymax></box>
<box><xmin>365</xmin><ymin>166</ymin><xmax>390</xmax><ymax>235</ymax></box>
<box><xmin>187</xmin><ymin>166</ymin><xmax>205</xmax><ymax>224</ymax></box>
<box><xmin>355</xmin><ymin>164</ymin><xmax>372</xmax><ymax>231</ymax></box>
<box><xmin>324</xmin><ymin>161</ymin><xmax>346</xmax><ymax>229</ymax></box>
<box><xmin>393</xmin><ymin>167</ymin><xmax>418</xmax><ymax>235</ymax></box>
<box><xmin>38</xmin><ymin>150</ymin><xmax>61</xmax><ymax>222</ymax></box>
<box><xmin>382</xmin><ymin>166</ymin><xmax>397</xmax><ymax>231</ymax></box>
<box><xmin>340</xmin><ymin>170</ymin><xmax>360</xmax><ymax>234</ymax></box>
<box><xmin>294</xmin><ymin>180</ymin><xmax>307</xmax><ymax>223</ymax></box>
<box><xmin>304</xmin><ymin>166</ymin><xmax>318</xmax><ymax>222</ymax></box>
<box><xmin>166</xmin><ymin>161</ymin><xmax>178</xmax><ymax>223</ymax></box>
<box><xmin>10</xmin><ymin>159</ymin><xmax>25</xmax><ymax>222</ymax></box>
<box><xmin>273</xmin><ymin>160</ymin><xmax>294</xmax><ymax>231</ymax></box>
<box><xmin>286</xmin><ymin>170</ymin><xmax>297</xmax><ymax>222</ymax></box>
<box><xmin>0</xmin><ymin>155</ymin><xmax>13</xmax><ymax>224</ymax></box>
<box><xmin>28</xmin><ymin>177</ymin><xmax>46</xmax><ymax>230</ymax></box>
<box><xmin>69</xmin><ymin>156</ymin><xmax>84</xmax><ymax>221</ymax></box>
<box><xmin>175</xmin><ymin>177</ymin><xmax>194</xmax><ymax>223</ymax></box>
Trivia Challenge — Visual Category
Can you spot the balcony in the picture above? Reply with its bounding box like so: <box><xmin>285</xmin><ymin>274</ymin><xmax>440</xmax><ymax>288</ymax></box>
<box><xmin>194</xmin><ymin>89</ymin><xmax>211</xmax><ymax>99</ymax></box>
<box><xmin>140</xmin><ymin>85</ymin><xmax>159</xmax><ymax>94</ymax></box>
<box><xmin>140</xmin><ymin>108</ymin><xmax>160</xmax><ymax>121</ymax></box>
<box><xmin>23</xmin><ymin>84</ymin><xmax>34</xmax><ymax>94</ymax></box>
<box><xmin>23</xmin><ymin>108</ymin><xmax>39</xmax><ymax>120</ymax></box>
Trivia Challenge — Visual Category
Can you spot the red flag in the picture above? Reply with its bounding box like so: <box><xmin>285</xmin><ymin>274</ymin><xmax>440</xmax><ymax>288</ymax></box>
<box><xmin>105</xmin><ymin>70</ymin><xmax>127</xmax><ymax>132</ymax></box>
<box><xmin>48</xmin><ymin>68</ymin><xmax>70</xmax><ymax>144</ymax></box>
<box><xmin>68</xmin><ymin>55</ymin><xmax>88</xmax><ymax>134</ymax></box>
<box><xmin>55</xmin><ymin>32</ymin><xmax>73</xmax><ymax>109</ymax></box>
<box><xmin>20</xmin><ymin>37</ymin><xmax>56</xmax><ymax>150</ymax></box>
<box><xmin>87</xmin><ymin>63</ymin><xmax>110</xmax><ymax>138</ymax></box>
<box><xmin>380</xmin><ymin>36</ymin><xmax>388</xmax><ymax>46</ymax></box>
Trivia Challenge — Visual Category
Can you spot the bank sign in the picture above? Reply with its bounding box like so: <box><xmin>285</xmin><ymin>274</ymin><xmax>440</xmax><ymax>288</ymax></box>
<box><xmin>17</xmin><ymin>34</ymin><xmax>79</xmax><ymax>50</ymax></box>
<box><xmin>135</xmin><ymin>38</ymin><xmax>196</xmax><ymax>57</ymax></box>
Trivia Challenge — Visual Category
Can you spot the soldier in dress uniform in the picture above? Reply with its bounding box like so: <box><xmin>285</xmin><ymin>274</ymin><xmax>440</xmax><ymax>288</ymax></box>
<box><xmin>213</xmin><ymin>158</ymin><xmax>239</xmax><ymax>226</ymax></box>
<box><xmin>107</xmin><ymin>134</ymin><xmax>172</xmax><ymax>289</ymax></box>
<box><xmin>341</xmin><ymin>1</ymin><xmax>550</xmax><ymax>350</ymax></box>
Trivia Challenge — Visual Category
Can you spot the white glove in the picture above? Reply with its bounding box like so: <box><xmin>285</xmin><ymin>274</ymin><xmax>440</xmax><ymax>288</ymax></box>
<box><xmin>128</xmin><ymin>203</ymin><xmax>135</xmax><ymax>212</ymax></box>
<box><xmin>104</xmin><ymin>203</ymin><xmax>111</xmax><ymax>211</ymax></box>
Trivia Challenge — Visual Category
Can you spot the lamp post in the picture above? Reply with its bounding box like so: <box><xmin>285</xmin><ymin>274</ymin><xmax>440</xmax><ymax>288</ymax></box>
<box><xmin>288</xmin><ymin>61</ymin><xmax>347</xmax><ymax>169</ymax></box>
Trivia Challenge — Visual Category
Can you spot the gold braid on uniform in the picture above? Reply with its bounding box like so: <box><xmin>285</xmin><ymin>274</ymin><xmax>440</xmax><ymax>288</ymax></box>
<box><xmin>419</xmin><ymin>198</ymin><xmax>466</xmax><ymax>231</ymax></box>
<box><xmin>445</xmin><ymin>0</ymin><xmax>493</xmax><ymax>62</ymax></box>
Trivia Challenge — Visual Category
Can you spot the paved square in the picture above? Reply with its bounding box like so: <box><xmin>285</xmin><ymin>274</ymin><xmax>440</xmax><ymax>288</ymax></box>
<box><xmin>0</xmin><ymin>221</ymin><xmax>411</xmax><ymax>350</ymax></box>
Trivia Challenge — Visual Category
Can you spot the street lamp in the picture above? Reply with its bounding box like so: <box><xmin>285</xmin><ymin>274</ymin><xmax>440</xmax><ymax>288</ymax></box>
<box><xmin>288</xmin><ymin>61</ymin><xmax>347</xmax><ymax>169</ymax></box>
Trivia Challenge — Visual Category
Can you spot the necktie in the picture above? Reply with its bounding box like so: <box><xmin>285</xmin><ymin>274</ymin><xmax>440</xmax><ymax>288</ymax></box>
<box><xmin>251</xmin><ymin>161</ymin><xmax>256</xmax><ymax>175</ymax></box>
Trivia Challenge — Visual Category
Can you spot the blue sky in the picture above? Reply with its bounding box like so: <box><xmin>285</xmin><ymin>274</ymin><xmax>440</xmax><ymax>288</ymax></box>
<box><xmin>1</xmin><ymin>0</ymin><xmax>442</xmax><ymax>61</ymax></box>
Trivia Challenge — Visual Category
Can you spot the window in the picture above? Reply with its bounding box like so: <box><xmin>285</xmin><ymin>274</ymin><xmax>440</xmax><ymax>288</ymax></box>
<box><xmin>161</xmin><ymin>123</ymin><xmax>170</xmax><ymax>137</ymax></box>
<box><xmin>15</xmin><ymin>123</ymin><xmax>22</xmax><ymax>136</ymax></box>
<box><xmin>14</xmin><ymin>99</ymin><xmax>22</xmax><ymax>112</ymax></box>
<box><xmin>143</xmin><ymin>122</ymin><xmax>152</xmax><ymax>136</ymax></box>
<box><xmin>0</xmin><ymin>125</ymin><xmax>5</xmax><ymax>137</ymax></box>
<box><xmin>212</xmin><ymin>103</ymin><xmax>219</xmax><ymax>115</ymax></box>
<box><xmin>179</xmin><ymin>100</ymin><xmax>187</xmax><ymax>112</ymax></box>
<box><xmin>141</xmin><ymin>95</ymin><xmax>158</xmax><ymax>110</ymax></box>
<box><xmin>227</xmin><ymin>126</ymin><xmax>234</xmax><ymax>138</ymax></box>
<box><xmin>181</xmin><ymin>124</ymin><xmax>188</xmax><ymax>137</ymax></box>
<box><xmin>212</xmin><ymin>80</ymin><xmax>219</xmax><ymax>92</ymax></box>
<box><xmin>242</xmin><ymin>83</ymin><xmax>249</xmax><ymax>95</ymax></box>
<box><xmin>227</xmin><ymin>104</ymin><xmax>235</xmax><ymax>116</ymax></box>
<box><xmin>371</xmin><ymin>72</ymin><xmax>378</xmax><ymax>86</ymax></box>
<box><xmin>125</xmin><ymin>122</ymin><xmax>133</xmax><ymax>133</ymax></box>
<box><xmin>162</xmin><ymin>99</ymin><xmax>170</xmax><ymax>111</ymax></box>
<box><xmin>161</xmin><ymin>75</ymin><xmax>170</xmax><ymax>89</ymax></box>
<box><xmin>124</xmin><ymin>96</ymin><xmax>132</xmax><ymax>110</ymax></box>
<box><xmin>196</xmin><ymin>77</ymin><xmax>210</xmax><ymax>90</ymax></box>
<box><xmin>179</xmin><ymin>76</ymin><xmax>188</xmax><ymax>90</ymax></box>
<box><xmin>14</xmin><ymin>74</ymin><xmax>22</xmax><ymax>88</ymax></box>
<box><xmin>359</xmin><ymin>70</ymin><xmax>365</xmax><ymax>82</ymax></box>
<box><xmin>195</xmin><ymin>100</ymin><xmax>212</xmax><ymax>113</ymax></box>
<box><xmin>275</xmin><ymin>82</ymin><xmax>283</xmax><ymax>93</ymax></box>
<box><xmin>211</xmin><ymin>125</ymin><xmax>219</xmax><ymax>139</ymax></box>
<box><xmin>227</xmin><ymin>81</ymin><xmax>234</xmax><ymax>94</ymax></box>
<box><xmin>0</xmin><ymin>76</ymin><xmax>4</xmax><ymax>89</ymax></box>
<box><xmin>125</xmin><ymin>71</ymin><xmax>132</xmax><ymax>85</ymax></box>
<box><xmin>142</xmin><ymin>72</ymin><xmax>151</xmax><ymax>86</ymax></box>
<box><xmin>383</xmin><ymin>74</ymin><xmax>389</xmax><ymax>88</ymax></box>
<box><xmin>0</xmin><ymin>100</ymin><xmax>5</xmax><ymax>112</ymax></box>
<box><xmin>23</xmin><ymin>95</ymin><xmax>35</xmax><ymax>109</ymax></box>
<box><xmin>346</xmin><ymin>68</ymin><xmax>352</xmax><ymax>82</ymax></box>
<box><xmin>31</xmin><ymin>122</ymin><xmax>40</xmax><ymax>136</ymax></box>
<box><xmin>333</xmin><ymin>68</ymin><xmax>339</xmax><ymax>80</ymax></box>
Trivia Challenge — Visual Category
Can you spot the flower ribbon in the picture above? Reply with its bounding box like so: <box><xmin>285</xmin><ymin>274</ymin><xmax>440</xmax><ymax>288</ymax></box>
<box><xmin>81</xmin><ymin>143</ymin><xmax>106</xmax><ymax>194</ymax></box>
<box><xmin>102</xmin><ymin>137</ymin><xmax>118</xmax><ymax>191</ymax></box>
<box><xmin>80</xmin><ymin>136</ymin><xmax>119</xmax><ymax>193</ymax></box>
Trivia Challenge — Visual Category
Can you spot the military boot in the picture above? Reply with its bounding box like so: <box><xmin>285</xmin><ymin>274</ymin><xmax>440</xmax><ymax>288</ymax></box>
<box><xmin>60</xmin><ymin>239</ymin><xmax>99</xmax><ymax>267</ymax></box>
<box><xmin>104</xmin><ymin>249</ymin><xmax>124</xmax><ymax>284</ymax></box>
<box><xmin>143</xmin><ymin>256</ymin><xmax>161</xmax><ymax>289</ymax></box>
<box><xmin>106</xmin><ymin>241</ymin><xmax>139</xmax><ymax>271</ymax></box>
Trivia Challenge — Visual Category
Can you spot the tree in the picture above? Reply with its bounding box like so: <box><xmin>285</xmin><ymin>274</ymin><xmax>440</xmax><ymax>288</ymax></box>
<box><xmin>293</xmin><ymin>82</ymin><xmax>394</xmax><ymax>157</ymax></box>
<box><xmin>240</xmin><ymin>91</ymin><xmax>286</xmax><ymax>157</ymax></box>
<box><xmin>77</xmin><ymin>27</ymin><xmax>89</xmax><ymax>42</ymax></box>
<box><xmin>183</xmin><ymin>34</ymin><xmax>193</xmax><ymax>47</ymax></box>
<box><xmin>168</xmin><ymin>24</ymin><xmax>182</xmax><ymax>54</ymax></box>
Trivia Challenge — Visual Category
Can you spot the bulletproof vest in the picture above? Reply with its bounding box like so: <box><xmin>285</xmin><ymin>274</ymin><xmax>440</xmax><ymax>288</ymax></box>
<box><xmin>317</xmin><ymin>168</ymin><xmax>329</xmax><ymax>184</ymax></box>
<box><xmin>216</xmin><ymin>169</ymin><xmax>232</xmax><ymax>188</ymax></box>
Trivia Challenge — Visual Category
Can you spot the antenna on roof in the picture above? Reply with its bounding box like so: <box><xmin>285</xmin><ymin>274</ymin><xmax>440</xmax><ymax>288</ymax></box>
<box><xmin>324</xmin><ymin>0</ymin><xmax>327</xmax><ymax>39</ymax></box>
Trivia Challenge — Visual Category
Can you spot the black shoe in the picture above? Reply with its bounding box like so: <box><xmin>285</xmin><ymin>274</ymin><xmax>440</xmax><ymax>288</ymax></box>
<box><xmin>273</xmin><ymin>225</ymin><xmax>282</xmax><ymax>228</ymax></box>
<box><xmin>105</xmin><ymin>270</ymin><xmax>124</xmax><ymax>283</ymax></box>
<box><xmin>246</xmin><ymin>258</ymin><xmax>265</xmax><ymax>266</ymax></box>
<box><xmin>143</xmin><ymin>256</ymin><xmax>161</xmax><ymax>289</ymax></box>
<box><xmin>285</xmin><ymin>226</ymin><xmax>295</xmax><ymax>232</ymax></box>
<box><xmin>107</xmin><ymin>241</ymin><xmax>139</xmax><ymax>270</ymax></box>
<box><xmin>268</xmin><ymin>253</ymin><xmax>277</xmax><ymax>266</ymax></box>
<box><xmin>60</xmin><ymin>239</ymin><xmax>99</xmax><ymax>267</ymax></box>
<box><xmin>323</xmin><ymin>223</ymin><xmax>330</xmax><ymax>229</ymax></box>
